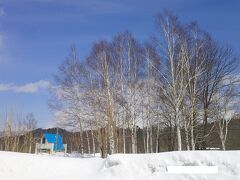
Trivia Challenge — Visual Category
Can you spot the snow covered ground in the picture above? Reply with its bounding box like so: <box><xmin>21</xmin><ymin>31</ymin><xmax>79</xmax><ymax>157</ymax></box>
<box><xmin>0</xmin><ymin>151</ymin><xmax>240</xmax><ymax>180</ymax></box>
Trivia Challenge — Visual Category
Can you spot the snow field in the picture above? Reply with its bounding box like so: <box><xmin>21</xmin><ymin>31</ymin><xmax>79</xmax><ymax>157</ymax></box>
<box><xmin>0</xmin><ymin>151</ymin><xmax>240</xmax><ymax>180</ymax></box>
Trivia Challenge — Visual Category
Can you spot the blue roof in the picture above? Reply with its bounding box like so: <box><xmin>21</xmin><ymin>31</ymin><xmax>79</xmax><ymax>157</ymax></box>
<box><xmin>44</xmin><ymin>133</ymin><xmax>65</xmax><ymax>151</ymax></box>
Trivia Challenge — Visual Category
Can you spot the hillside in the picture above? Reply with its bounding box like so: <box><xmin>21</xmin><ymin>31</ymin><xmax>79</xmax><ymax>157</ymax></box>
<box><xmin>33</xmin><ymin>118</ymin><xmax>240</xmax><ymax>152</ymax></box>
<box><xmin>0</xmin><ymin>118</ymin><xmax>239</xmax><ymax>154</ymax></box>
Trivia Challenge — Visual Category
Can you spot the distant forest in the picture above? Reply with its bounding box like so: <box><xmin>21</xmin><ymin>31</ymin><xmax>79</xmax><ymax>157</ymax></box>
<box><xmin>0</xmin><ymin>118</ymin><xmax>240</xmax><ymax>155</ymax></box>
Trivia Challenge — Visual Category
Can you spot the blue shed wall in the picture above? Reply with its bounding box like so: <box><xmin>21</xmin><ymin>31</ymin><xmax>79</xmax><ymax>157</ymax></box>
<box><xmin>44</xmin><ymin>133</ymin><xmax>65</xmax><ymax>151</ymax></box>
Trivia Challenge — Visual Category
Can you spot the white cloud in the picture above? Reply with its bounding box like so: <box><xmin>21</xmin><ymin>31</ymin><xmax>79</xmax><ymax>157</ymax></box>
<box><xmin>22</xmin><ymin>0</ymin><xmax>129</xmax><ymax>14</ymax></box>
<box><xmin>0</xmin><ymin>83</ymin><xmax>13</xmax><ymax>92</ymax></box>
<box><xmin>0</xmin><ymin>34</ymin><xmax>4</xmax><ymax>49</ymax></box>
<box><xmin>0</xmin><ymin>7</ymin><xmax>5</xmax><ymax>61</ymax></box>
<box><xmin>0</xmin><ymin>80</ymin><xmax>51</xmax><ymax>93</ymax></box>
<box><xmin>221</xmin><ymin>74</ymin><xmax>240</xmax><ymax>86</ymax></box>
<box><xmin>0</xmin><ymin>7</ymin><xmax>5</xmax><ymax>17</ymax></box>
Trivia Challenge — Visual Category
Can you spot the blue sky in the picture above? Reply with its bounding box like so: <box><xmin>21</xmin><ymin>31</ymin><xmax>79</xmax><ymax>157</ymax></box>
<box><xmin>0</xmin><ymin>0</ymin><xmax>239</xmax><ymax>128</ymax></box>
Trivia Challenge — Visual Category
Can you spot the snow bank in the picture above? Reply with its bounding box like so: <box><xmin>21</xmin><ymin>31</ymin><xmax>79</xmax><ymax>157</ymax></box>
<box><xmin>0</xmin><ymin>151</ymin><xmax>104</xmax><ymax>180</ymax></box>
<box><xmin>103</xmin><ymin>151</ymin><xmax>240</xmax><ymax>179</ymax></box>
<box><xmin>0</xmin><ymin>151</ymin><xmax>239</xmax><ymax>180</ymax></box>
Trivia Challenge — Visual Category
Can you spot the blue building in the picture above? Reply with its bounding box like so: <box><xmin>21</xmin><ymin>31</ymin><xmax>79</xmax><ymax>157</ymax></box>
<box><xmin>35</xmin><ymin>133</ymin><xmax>67</xmax><ymax>154</ymax></box>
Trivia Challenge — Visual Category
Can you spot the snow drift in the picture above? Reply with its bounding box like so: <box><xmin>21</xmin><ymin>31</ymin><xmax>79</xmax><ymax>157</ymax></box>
<box><xmin>0</xmin><ymin>151</ymin><xmax>239</xmax><ymax>180</ymax></box>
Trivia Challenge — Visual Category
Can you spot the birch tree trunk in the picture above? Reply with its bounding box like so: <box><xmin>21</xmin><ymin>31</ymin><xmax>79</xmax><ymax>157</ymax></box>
<box><xmin>156</xmin><ymin>116</ymin><xmax>160</xmax><ymax>153</ymax></box>
<box><xmin>91</xmin><ymin>130</ymin><xmax>96</xmax><ymax>155</ymax></box>
<box><xmin>79</xmin><ymin>122</ymin><xmax>84</xmax><ymax>155</ymax></box>
<box><xmin>86</xmin><ymin>131</ymin><xmax>90</xmax><ymax>154</ymax></box>
<box><xmin>102</xmin><ymin>52</ymin><xmax>116</xmax><ymax>155</ymax></box>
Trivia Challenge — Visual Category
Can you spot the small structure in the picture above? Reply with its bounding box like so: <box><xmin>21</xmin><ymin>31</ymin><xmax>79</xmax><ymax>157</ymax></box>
<box><xmin>35</xmin><ymin>133</ymin><xmax>67</xmax><ymax>154</ymax></box>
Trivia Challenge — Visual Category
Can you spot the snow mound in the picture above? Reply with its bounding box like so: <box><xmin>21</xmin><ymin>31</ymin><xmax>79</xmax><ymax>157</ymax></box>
<box><xmin>0</xmin><ymin>151</ymin><xmax>104</xmax><ymax>180</ymax></box>
<box><xmin>102</xmin><ymin>151</ymin><xmax>240</xmax><ymax>179</ymax></box>
<box><xmin>0</xmin><ymin>151</ymin><xmax>240</xmax><ymax>180</ymax></box>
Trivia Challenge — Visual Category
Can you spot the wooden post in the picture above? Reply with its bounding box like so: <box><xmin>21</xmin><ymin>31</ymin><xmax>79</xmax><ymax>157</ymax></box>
<box><xmin>35</xmin><ymin>143</ymin><xmax>38</xmax><ymax>154</ymax></box>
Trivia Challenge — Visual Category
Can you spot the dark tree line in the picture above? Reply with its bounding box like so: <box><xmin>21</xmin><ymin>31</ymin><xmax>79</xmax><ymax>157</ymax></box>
<box><xmin>0</xmin><ymin>112</ymin><xmax>38</xmax><ymax>153</ymax></box>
